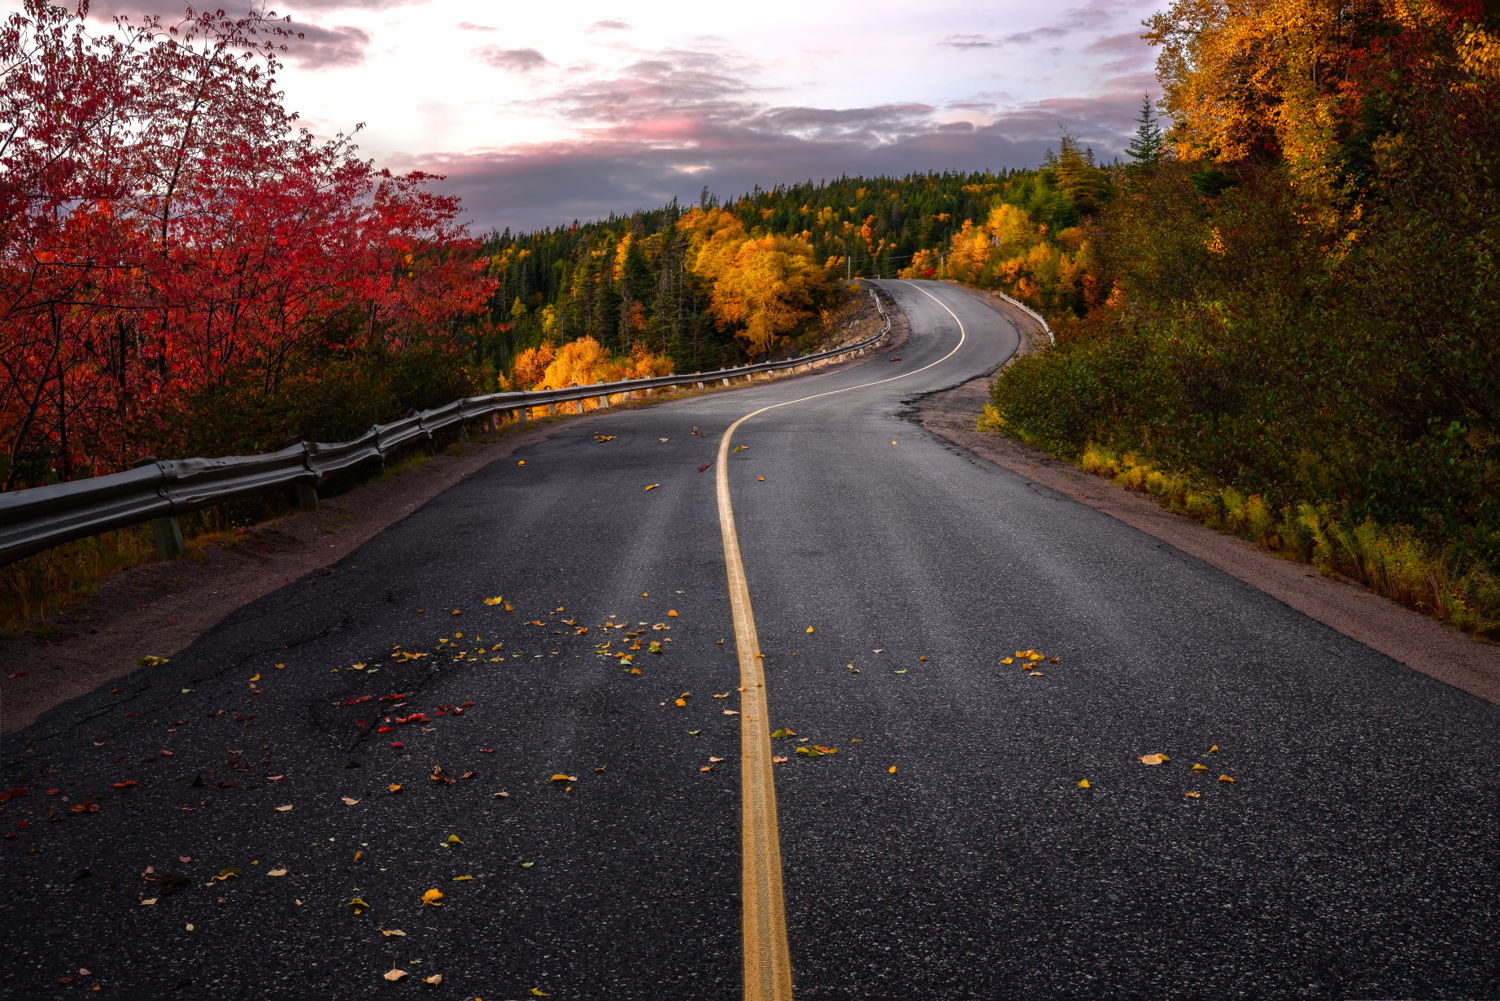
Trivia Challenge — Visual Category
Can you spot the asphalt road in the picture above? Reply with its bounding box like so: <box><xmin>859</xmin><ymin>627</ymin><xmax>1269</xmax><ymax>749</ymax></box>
<box><xmin>2</xmin><ymin>280</ymin><xmax>1496</xmax><ymax>1000</ymax></box>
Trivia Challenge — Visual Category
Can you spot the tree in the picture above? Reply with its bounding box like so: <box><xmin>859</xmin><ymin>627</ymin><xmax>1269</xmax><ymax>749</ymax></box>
<box><xmin>1125</xmin><ymin>96</ymin><xmax>1166</xmax><ymax>173</ymax></box>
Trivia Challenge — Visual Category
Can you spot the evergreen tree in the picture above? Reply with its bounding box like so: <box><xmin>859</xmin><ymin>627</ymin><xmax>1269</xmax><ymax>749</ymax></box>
<box><xmin>1125</xmin><ymin>96</ymin><xmax>1166</xmax><ymax>172</ymax></box>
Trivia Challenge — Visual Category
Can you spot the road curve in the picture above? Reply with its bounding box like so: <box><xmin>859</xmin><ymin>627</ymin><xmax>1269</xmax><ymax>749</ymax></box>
<box><xmin>1</xmin><ymin>280</ymin><xmax>1495</xmax><ymax>1001</ymax></box>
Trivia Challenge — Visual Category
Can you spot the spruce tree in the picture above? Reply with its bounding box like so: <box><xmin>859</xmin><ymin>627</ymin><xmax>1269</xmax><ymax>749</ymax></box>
<box><xmin>1125</xmin><ymin>96</ymin><xmax>1166</xmax><ymax>172</ymax></box>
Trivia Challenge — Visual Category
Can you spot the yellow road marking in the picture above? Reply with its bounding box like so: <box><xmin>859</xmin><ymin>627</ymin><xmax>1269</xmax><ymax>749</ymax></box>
<box><xmin>716</xmin><ymin>282</ymin><xmax>974</xmax><ymax>1001</ymax></box>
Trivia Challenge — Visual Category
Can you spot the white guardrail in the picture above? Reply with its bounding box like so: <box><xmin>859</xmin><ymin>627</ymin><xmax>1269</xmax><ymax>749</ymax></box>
<box><xmin>0</xmin><ymin>289</ymin><xmax>892</xmax><ymax>566</ymax></box>
<box><xmin>992</xmin><ymin>290</ymin><xmax>1054</xmax><ymax>345</ymax></box>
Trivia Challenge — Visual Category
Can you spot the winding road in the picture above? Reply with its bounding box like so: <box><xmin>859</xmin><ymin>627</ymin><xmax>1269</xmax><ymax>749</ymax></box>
<box><xmin>3</xmin><ymin>280</ymin><xmax>1496</xmax><ymax>1000</ymax></box>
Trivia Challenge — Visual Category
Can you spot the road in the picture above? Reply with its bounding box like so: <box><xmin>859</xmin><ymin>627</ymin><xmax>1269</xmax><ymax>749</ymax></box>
<box><xmin>2</xmin><ymin>280</ymin><xmax>1496</xmax><ymax>1000</ymax></box>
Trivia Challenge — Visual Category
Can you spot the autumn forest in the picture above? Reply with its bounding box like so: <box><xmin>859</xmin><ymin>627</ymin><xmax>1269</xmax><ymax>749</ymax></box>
<box><xmin>2</xmin><ymin>0</ymin><xmax>1496</xmax><ymax>631</ymax></box>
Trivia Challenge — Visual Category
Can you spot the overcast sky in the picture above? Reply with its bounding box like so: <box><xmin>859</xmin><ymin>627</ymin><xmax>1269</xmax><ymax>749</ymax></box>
<box><xmin>83</xmin><ymin>0</ymin><xmax>1166</xmax><ymax>235</ymax></box>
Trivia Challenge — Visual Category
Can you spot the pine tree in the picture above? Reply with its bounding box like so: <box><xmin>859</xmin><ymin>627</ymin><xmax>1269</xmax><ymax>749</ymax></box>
<box><xmin>1125</xmin><ymin>96</ymin><xmax>1166</xmax><ymax>173</ymax></box>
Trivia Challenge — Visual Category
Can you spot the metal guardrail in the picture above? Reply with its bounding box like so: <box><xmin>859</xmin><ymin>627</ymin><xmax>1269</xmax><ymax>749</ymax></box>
<box><xmin>0</xmin><ymin>289</ymin><xmax>892</xmax><ymax>566</ymax></box>
<box><xmin>991</xmin><ymin>290</ymin><xmax>1054</xmax><ymax>345</ymax></box>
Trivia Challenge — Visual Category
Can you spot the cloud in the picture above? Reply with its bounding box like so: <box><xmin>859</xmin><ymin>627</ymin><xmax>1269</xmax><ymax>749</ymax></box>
<box><xmin>280</xmin><ymin>22</ymin><xmax>370</xmax><ymax>68</ymax></box>
<box><xmin>474</xmin><ymin>46</ymin><xmax>552</xmax><ymax>73</ymax></box>
<box><xmin>83</xmin><ymin>0</ymin><xmax>420</xmax><ymax>15</ymax></box>
<box><xmin>588</xmin><ymin>19</ymin><xmax>631</xmax><ymax>31</ymax></box>
<box><xmin>1086</xmin><ymin>30</ymin><xmax>1151</xmax><ymax>56</ymax></box>
<box><xmin>402</xmin><ymin>85</ymin><xmax>1146</xmax><ymax>234</ymax></box>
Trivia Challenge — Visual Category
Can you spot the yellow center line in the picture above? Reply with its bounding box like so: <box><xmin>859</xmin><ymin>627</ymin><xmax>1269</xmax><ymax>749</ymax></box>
<box><xmin>717</xmin><ymin>282</ymin><xmax>972</xmax><ymax>1001</ymax></box>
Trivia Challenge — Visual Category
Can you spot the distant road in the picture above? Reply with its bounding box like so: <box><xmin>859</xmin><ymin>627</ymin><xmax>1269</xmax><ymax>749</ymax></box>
<box><xmin>3</xmin><ymin>280</ymin><xmax>1496</xmax><ymax>1000</ymax></box>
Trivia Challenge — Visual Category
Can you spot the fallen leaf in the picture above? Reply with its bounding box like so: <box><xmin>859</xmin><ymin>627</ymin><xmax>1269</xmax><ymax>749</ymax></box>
<box><xmin>274</xmin><ymin>804</ymin><xmax>293</xmax><ymax>812</ymax></box>
<box><xmin>805</xmin><ymin>626</ymin><xmax>815</xmax><ymax>634</ymax></box>
<box><xmin>708</xmin><ymin>757</ymin><xmax>725</xmax><ymax>763</ymax></box>
<box><xmin>139</xmin><ymin>898</ymin><xmax>157</xmax><ymax>906</ymax></box>
<box><xmin>452</xmin><ymin>875</ymin><xmax>474</xmax><ymax>881</ymax></box>
<box><xmin>384</xmin><ymin>969</ymin><xmax>407</xmax><ymax>982</ymax></box>
<box><xmin>772</xmin><ymin>756</ymin><xmax>788</xmax><ymax>763</ymax></box>
<box><xmin>387</xmin><ymin>784</ymin><xmax>402</xmax><ymax>794</ymax></box>
<box><xmin>267</xmin><ymin>868</ymin><xmax>287</xmax><ymax>877</ymax></box>
<box><xmin>493</xmin><ymin>791</ymin><xmax>510</xmax><ymax>799</ymax></box>
<box><xmin>1077</xmin><ymin>778</ymin><xmax>1091</xmax><ymax>788</ymax></box>
<box><xmin>517</xmin><ymin>460</ymin><xmax>525</xmax><ymax>466</ymax></box>
<box><xmin>723</xmin><ymin>709</ymin><xmax>738</xmax><ymax>716</ymax></box>
<box><xmin>550</xmin><ymin>774</ymin><xmax>577</xmax><ymax>783</ymax></box>
<box><xmin>423</xmin><ymin>974</ymin><xmax>443</xmax><ymax>986</ymax></box>
<box><xmin>644</xmin><ymin>483</ymin><xmax>659</xmax><ymax>492</ymax></box>
<box><xmin>674</xmin><ymin>698</ymin><xmax>687</xmax><ymax>707</ymax></box>
<box><xmin>185</xmin><ymin>923</ymin><xmax>194</xmax><ymax>931</ymax></box>
<box><xmin>420</xmin><ymin>888</ymin><xmax>444</xmax><ymax>907</ymax></box>
<box><xmin>531</xmin><ymin>989</ymin><xmax>551</xmax><ymax>997</ymax></box>
<box><xmin>1218</xmin><ymin>774</ymin><xmax>1236</xmax><ymax>783</ymax></box>
<box><xmin>1208</xmin><ymin>745</ymin><xmax>1220</xmax><ymax>753</ymax></box>
<box><xmin>249</xmin><ymin>673</ymin><xmax>260</xmax><ymax>682</ymax></box>
<box><xmin>380</xmin><ymin>928</ymin><xmax>406</xmax><ymax>937</ymax></box>
<box><xmin>1184</xmin><ymin>791</ymin><xmax>1201</xmax><ymax>798</ymax></box>
<box><xmin>342</xmin><ymin>796</ymin><xmax>360</xmax><ymax>805</ymax></box>
<box><xmin>757</xmin><ymin>476</ymin><xmax>765</xmax><ymax>481</ymax></box>
<box><xmin>1138</xmin><ymin>754</ymin><xmax>1169</xmax><ymax>766</ymax></box>
<box><xmin>732</xmin><ymin>444</ymin><xmax>748</xmax><ymax>453</ymax></box>
<box><xmin>699</xmin><ymin>766</ymin><xmax>714</xmax><ymax>773</ymax></box>
<box><xmin>698</xmin><ymin>463</ymin><xmax>711</xmax><ymax>472</ymax></box>
<box><xmin>888</xmin><ymin>766</ymin><xmax>898</xmax><ymax>774</ymax></box>
<box><xmin>446</xmin><ymin>834</ymin><xmax>462</xmax><ymax>845</ymax></box>
<box><xmin>520</xmin><ymin>861</ymin><xmax>535</xmax><ymax>869</ymax></box>
<box><xmin>484</xmin><ymin>596</ymin><xmax>505</xmax><ymax>605</ymax></box>
<box><xmin>1191</xmin><ymin>764</ymin><xmax>1208</xmax><ymax>773</ymax></box>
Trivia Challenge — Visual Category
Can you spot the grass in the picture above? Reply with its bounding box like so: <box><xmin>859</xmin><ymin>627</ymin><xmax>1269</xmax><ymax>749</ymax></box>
<box><xmin>1063</xmin><ymin>440</ymin><xmax>1499</xmax><ymax>639</ymax></box>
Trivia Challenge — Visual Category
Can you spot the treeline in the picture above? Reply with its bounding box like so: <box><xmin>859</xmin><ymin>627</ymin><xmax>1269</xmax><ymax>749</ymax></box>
<box><xmin>979</xmin><ymin>0</ymin><xmax>1499</xmax><ymax>634</ymax></box>
<box><xmin>475</xmin><ymin>170</ymin><xmax>1058</xmax><ymax>388</ymax></box>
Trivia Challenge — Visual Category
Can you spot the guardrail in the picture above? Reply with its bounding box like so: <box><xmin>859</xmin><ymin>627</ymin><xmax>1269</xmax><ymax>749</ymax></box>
<box><xmin>991</xmin><ymin>290</ymin><xmax>1054</xmax><ymax>345</ymax></box>
<box><xmin>0</xmin><ymin>288</ymin><xmax>892</xmax><ymax>567</ymax></box>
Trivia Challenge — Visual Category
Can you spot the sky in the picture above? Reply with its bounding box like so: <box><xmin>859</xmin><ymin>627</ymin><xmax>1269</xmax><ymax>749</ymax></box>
<box><xmin>79</xmin><ymin>0</ymin><xmax>1167</xmax><ymax>235</ymax></box>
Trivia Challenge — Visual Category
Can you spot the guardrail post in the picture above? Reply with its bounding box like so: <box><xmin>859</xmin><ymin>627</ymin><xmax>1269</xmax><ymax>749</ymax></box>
<box><xmin>133</xmin><ymin>457</ymin><xmax>186</xmax><ymax>560</ymax></box>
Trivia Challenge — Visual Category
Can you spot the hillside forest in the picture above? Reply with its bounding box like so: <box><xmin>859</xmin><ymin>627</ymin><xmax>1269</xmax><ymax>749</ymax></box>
<box><xmin>2</xmin><ymin>0</ymin><xmax>1495</xmax><ymax>632</ymax></box>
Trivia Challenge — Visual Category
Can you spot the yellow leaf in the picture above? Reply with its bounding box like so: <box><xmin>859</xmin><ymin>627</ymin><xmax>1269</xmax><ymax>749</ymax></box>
<box><xmin>249</xmin><ymin>673</ymin><xmax>260</xmax><ymax>682</ymax></box>
<box><xmin>772</xmin><ymin>755</ymin><xmax>788</xmax><ymax>763</ymax></box>
<box><xmin>483</xmin><ymin>596</ymin><xmax>505</xmax><ymax>605</ymax></box>
<box><xmin>139</xmin><ymin>898</ymin><xmax>157</xmax><ymax>906</ymax></box>
<box><xmin>446</xmin><ymin>834</ymin><xmax>462</xmax><ymax>844</ymax></box>
<box><xmin>1184</xmin><ymin>791</ymin><xmax>1201</xmax><ymax>799</ymax></box>
<box><xmin>674</xmin><ymin>698</ymin><xmax>687</xmax><ymax>707</ymax></box>
<box><xmin>1138</xmin><ymin>754</ymin><xmax>1169</xmax><ymax>766</ymax></box>
<box><xmin>699</xmin><ymin>765</ymin><xmax>714</xmax><ymax>772</ymax></box>
<box><xmin>550</xmin><ymin>774</ymin><xmax>577</xmax><ymax>783</ymax></box>
<box><xmin>1208</xmin><ymin>744</ymin><xmax>1220</xmax><ymax>753</ymax></box>
<box><xmin>387</xmin><ymin>784</ymin><xmax>402</xmax><ymax>794</ymax></box>
<box><xmin>1191</xmin><ymin>763</ymin><xmax>1208</xmax><ymax>773</ymax></box>
<box><xmin>384</xmin><ymin>969</ymin><xmax>407</xmax><ymax>982</ymax></box>
<box><xmin>531</xmin><ymin>989</ymin><xmax>551</xmax><ymax>997</ymax></box>
<box><xmin>266</xmin><ymin>868</ymin><xmax>287</xmax><ymax>877</ymax></box>
<box><xmin>341</xmin><ymin>796</ymin><xmax>360</xmax><ymax>805</ymax></box>
<box><xmin>1077</xmin><ymin>778</ymin><xmax>1090</xmax><ymax>788</ymax></box>
<box><xmin>805</xmin><ymin>626</ymin><xmax>815</xmax><ymax>634</ymax></box>
<box><xmin>757</xmin><ymin>476</ymin><xmax>765</xmax><ymax>481</ymax></box>
<box><xmin>723</xmin><ymin>709</ymin><xmax>739</xmax><ymax>715</ymax></box>
<box><xmin>380</xmin><ymin>928</ymin><xmax>406</xmax><ymax>937</ymax></box>
<box><xmin>517</xmin><ymin>460</ymin><xmax>525</xmax><ymax>466</ymax></box>
<box><xmin>644</xmin><ymin>483</ymin><xmax>659</xmax><ymax>491</ymax></box>
<box><xmin>1218</xmin><ymin>774</ymin><xmax>1235</xmax><ymax>783</ymax></box>
<box><xmin>1000</xmin><ymin>657</ymin><xmax>1013</xmax><ymax>664</ymax></box>
<box><xmin>888</xmin><ymin>766</ymin><xmax>898</xmax><ymax>774</ymax></box>
<box><xmin>274</xmin><ymin>804</ymin><xmax>293</xmax><ymax>811</ymax></box>
<box><xmin>421</xmin><ymin>888</ymin><xmax>444</xmax><ymax>906</ymax></box>
<box><xmin>667</xmin><ymin>609</ymin><xmax>678</xmax><ymax>617</ymax></box>
<box><xmin>452</xmin><ymin>875</ymin><xmax>474</xmax><ymax>881</ymax></box>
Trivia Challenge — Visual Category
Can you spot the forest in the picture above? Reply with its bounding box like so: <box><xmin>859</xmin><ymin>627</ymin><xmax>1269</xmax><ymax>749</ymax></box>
<box><xmin>2</xmin><ymin>0</ymin><xmax>1495</xmax><ymax>633</ymax></box>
